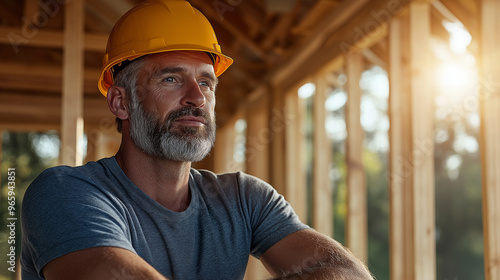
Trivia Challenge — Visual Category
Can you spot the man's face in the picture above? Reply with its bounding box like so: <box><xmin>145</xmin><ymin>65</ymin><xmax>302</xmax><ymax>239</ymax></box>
<box><xmin>128</xmin><ymin>51</ymin><xmax>218</xmax><ymax>162</ymax></box>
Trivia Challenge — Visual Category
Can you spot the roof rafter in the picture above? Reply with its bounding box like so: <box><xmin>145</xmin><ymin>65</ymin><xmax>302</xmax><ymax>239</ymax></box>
<box><xmin>190</xmin><ymin>0</ymin><xmax>269</xmax><ymax>62</ymax></box>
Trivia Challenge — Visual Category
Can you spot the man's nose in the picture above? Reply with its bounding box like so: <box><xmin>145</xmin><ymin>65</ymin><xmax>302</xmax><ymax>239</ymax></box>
<box><xmin>181</xmin><ymin>80</ymin><xmax>206</xmax><ymax>108</ymax></box>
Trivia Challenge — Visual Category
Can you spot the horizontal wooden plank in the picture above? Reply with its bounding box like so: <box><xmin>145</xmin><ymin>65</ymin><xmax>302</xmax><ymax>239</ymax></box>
<box><xmin>0</xmin><ymin>92</ymin><xmax>113</xmax><ymax>127</ymax></box>
<box><xmin>0</xmin><ymin>26</ymin><xmax>107</xmax><ymax>51</ymax></box>
<box><xmin>0</xmin><ymin>62</ymin><xmax>101</xmax><ymax>94</ymax></box>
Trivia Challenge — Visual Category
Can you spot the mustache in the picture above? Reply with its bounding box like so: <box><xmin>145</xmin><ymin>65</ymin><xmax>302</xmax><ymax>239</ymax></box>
<box><xmin>167</xmin><ymin>107</ymin><xmax>212</xmax><ymax>125</ymax></box>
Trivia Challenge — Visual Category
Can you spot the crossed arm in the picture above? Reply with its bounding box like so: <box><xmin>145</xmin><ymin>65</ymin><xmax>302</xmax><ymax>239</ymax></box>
<box><xmin>261</xmin><ymin>229</ymin><xmax>374</xmax><ymax>280</ymax></box>
<box><xmin>43</xmin><ymin>246</ymin><xmax>168</xmax><ymax>280</ymax></box>
<box><xmin>43</xmin><ymin>229</ymin><xmax>373</xmax><ymax>280</ymax></box>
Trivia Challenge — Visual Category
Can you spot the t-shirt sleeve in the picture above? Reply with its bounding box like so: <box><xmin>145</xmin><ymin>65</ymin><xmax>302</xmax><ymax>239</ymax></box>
<box><xmin>21</xmin><ymin>166</ymin><xmax>135</xmax><ymax>278</ymax></box>
<box><xmin>236</xmin><ymin>172</ymin><xmax>310</xmax><ymax>259</ymax></box>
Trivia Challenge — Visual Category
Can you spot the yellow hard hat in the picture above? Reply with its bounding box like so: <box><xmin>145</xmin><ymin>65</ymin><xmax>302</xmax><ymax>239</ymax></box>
<box><xmin>97</xmin><ymin>0</ymin><xmax>233</xmax><ymax>96</ymax></box>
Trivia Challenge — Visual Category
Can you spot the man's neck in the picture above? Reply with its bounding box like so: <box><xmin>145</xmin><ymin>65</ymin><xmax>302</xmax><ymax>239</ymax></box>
<box><xmin>114</xmin><ymin>143</ymin><xmax>192</xmax><ymax>212</ymax></box>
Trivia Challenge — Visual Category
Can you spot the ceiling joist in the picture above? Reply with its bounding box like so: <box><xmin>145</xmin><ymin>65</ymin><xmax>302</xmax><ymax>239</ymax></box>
<box><xmin>0</xmin><ymin>26</ymin><xmax>107</xmax><ymax>51</ymax></box>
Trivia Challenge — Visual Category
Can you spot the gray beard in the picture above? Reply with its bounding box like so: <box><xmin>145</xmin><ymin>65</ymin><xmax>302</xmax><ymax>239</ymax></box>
<box><xmin>129</xmin><ymin>103</ymin><xmax>216</xmax><ymax>162</ymax></box>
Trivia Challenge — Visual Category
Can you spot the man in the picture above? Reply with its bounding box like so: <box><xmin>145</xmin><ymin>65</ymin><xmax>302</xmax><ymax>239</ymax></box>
<box><xmin>21</xmin><ymin>0</ymin><xmax>374</xmax><ymax>279</ymax></box>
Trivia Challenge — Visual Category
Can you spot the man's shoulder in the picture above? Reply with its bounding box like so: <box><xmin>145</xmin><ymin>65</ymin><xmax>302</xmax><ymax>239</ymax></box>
<box><xmin>25</xmin><ymin>157</ymin><xmax>116</xmax><ymax>199</ymax></box>
<box><xmin>37</xmin><ymin>157</ymin><xmax>112</xmax><ymax>178</ymax></box>
<box><xmin>190</xmin><ymin>169</ymin><xmax>268</xmax><ymax>185</ymax></box>
<box><xmin>190</xmin><ymin>169</ymin><xmax>276</xmax><ymax>200</ymax></box>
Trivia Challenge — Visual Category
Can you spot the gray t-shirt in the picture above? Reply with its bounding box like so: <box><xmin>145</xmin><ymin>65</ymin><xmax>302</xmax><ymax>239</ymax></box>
<box><xmin>21</xmin><ymin>157</ymin><xmax>308</xmax><ymax>280</ymax></box>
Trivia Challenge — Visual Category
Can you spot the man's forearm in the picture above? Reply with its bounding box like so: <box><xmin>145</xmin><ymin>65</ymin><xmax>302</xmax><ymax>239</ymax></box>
<box><xmin>43</xmin><ymin>247</ymin><xmax>170</xmax><ymax>280</ymax></box>
<box><xmin>271</xmin><ymin>263</ymin><xmax>374</xmax><ymax>280</ymax></box>
<box><xmin>261</xmin><ymin>229</ymin><xmax>375</xmax><ymax>280</ymax></box>
<box><xmin>270</xmin><ymin>248</ymin><xmax>374</xmax><ymax>280</ymax></box>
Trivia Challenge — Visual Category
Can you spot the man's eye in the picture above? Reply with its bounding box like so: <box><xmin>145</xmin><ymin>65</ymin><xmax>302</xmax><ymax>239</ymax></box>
<box><xmin>199</xmin><ymin>81</ymin><xmax>210</xmax><ymax>87</ymax></box>
<box><xmin>163</xmin><ymin>77</ymin><xmax>175</xmax><ymax>82</ymax></box>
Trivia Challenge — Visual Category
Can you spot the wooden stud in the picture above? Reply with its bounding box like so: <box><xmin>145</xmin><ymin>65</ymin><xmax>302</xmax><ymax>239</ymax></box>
<box><xmin>244</xmin><ymin>95</ymin><xmax>272</xmax><ymax>280</ymax></box>
<box><xmin>480</xmin><ymin>0</ymin><xmax>500</xmax><ymax>279</ymax></box>
<box><xmin>91</xmin><ymin>130</ymin><xmax>121</xmax><ymax>162</ymax></box>
<box><xmin>312</xmin><ymin>74</ymin><xmax>333</xmax><ymax>237</ymax></box>
<box><xmin>245</xmin><ymin>96</ymin><xmax>271</xmax><ymax>181</ymax></box>
<box><xmin>270</xmin><ymin>85</ymin><xmax>288</xmax><ymax>197</ymax></box>
<box><xmin>345</xmin><ymin>51</ymin><xmax>367</xmax><ymax>262</ymax></box>
<box><xmin>409</xmin><ymin>2</ymin><xmax>436</xmax><ymax>280</ymax></box>
<box><xmin>388</xmin><ymin>12</ymin><xmax>415</xmax><ymax>280</ymax></box>
<box><xmin>213</xmin><ymin>111</ymin><xmax>245</xmax><ymax>173</ymax></box>
<box><xmin>83</xmin><ymin>123</ymin><xmax>121</xmax><ymax>163</ymax></box>
<box><xmin>284</xmin><ymin>88</ymin><xmax>308</xmax><ymax>222</ymax></box>
<box><xmin>60</xmin><ymin>0</ymin><xmax>85</xmax><ymax>166</ymax></box>
<box><xmin>213</xmin><ymin>120</ymin><xmax>235</xmax><ymax>173</ymax></box>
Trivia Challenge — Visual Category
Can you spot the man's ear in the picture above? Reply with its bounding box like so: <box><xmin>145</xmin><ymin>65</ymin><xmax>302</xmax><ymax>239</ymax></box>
<box><xmin>107</xmin><ymin>85</ymin><xmax>129</xmax><ymax>121</ymax></box>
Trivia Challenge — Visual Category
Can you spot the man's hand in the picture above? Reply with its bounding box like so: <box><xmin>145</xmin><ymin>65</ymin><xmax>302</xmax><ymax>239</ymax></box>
<box><xmin>260</xmin><ymin>229</ymin><xmax>374</xmax><ymax>280</ymax></box>
<box><xmin>43</xmin><ymin>247</ymin><xmax>169</xmax><ymax>280</ymax></box>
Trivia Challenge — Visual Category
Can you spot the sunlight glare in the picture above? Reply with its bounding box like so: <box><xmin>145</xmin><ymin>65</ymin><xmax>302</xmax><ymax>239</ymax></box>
<box><xmin>443</xmin><ymin>20</ymin><xmax>472</xmax><ymax>54</ymax></box>
<box><xmin>434</xmin><ymin>20</ymin><xmax>477</xmax><ymax>100</ymax></box>
<box><xmin>298</xmin><ymin>83</ymin><xmax>316</xmax><ymax>99</ymax></box>
<box><xmin>436</xmin><ymin>61</ymin><xmax>472</xmax><ymax>94</ymax></box>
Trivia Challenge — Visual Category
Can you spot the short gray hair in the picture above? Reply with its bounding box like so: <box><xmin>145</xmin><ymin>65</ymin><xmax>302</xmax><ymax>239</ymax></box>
<box><xmin>111</xmin><ymin>57</ymin><xmax>145</xmax><ymax>132</ymax></box>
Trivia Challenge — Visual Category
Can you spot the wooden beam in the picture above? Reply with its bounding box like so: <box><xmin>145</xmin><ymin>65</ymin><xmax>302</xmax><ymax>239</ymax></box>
<box><xmin>292</xmin><ymin>0</ymin><xmax>340</xmax><ymax>35</ymax></box>
<box><xmin>439</xmin><ymin>0</ymin><xmax>479</xmax><ymax>38</ymax></box>
<box><xmin>60</xmin><ymin>0</ymin><xmax>85</xmax><ymax>166</ymax></box>
<box><xmin>409</xmin><ymin>2</ymin><xmax>435</xmax><ymax>280</ymax></box>
<box><xmin>86</xmin><ymin>0</ymin><xmax>130</xmax><ymax>28</ymax></box>
<box><xmin>244</xmin><ymin>95</ymin><xmax>272</xmax><ymax>280</ymax></box>
<box><xmin>362</xmin><ymin>47</ymin><xmax>387</xmax><ymax>69</ymax></box>
<box><xmin>284</xmin><ymin>88</ymin><xmax>307</xmax><ymax>222</ymax></box>
<box><xmin>0</xmin><ymin>93</ymin><xmax>60</xmax><ymax>118</ymax></box>
<box><xmin>265</xmin><ymin>0</ymin><xmax>297</xmax><ymax>13</ymax></box>
<box><xmin>85</xmin><ymin>33</ymin><xmax>109</xmax><ymax>52</ymax></box>
<box><xmin>0</xmin><ymin>92</ymin><xmax>113</xmax><ymax>130</ymax></box>
<box><xmin>190</xmin><ymin>0</ymin><xmax>268</xmax><ymax>61</ymax></box>
<box><xmin>24</xmin><ymin>0</ymin><xmax>39</xmax><ymax>22</ymax></box>
<box><xmin>235</xmin><ymin>0</ymin><xmax>268</xmax><ymax>35</ymax></box>
<box><xmin>266</xmin><ymin>0</ymin><xmax>411</xmax><ymax>96</ymax></box>
<box><xmin>344</xmin><ymin>51</ymin><xmax>367</xmax><ymax>262</ymax></box>
<box><xmin>270</xmin><ymin>85</ymin><xmax>287</xmax><ymax>197</ymax></box>
<box><xmin>312</xmin><ymin>74</ymin><xmax>333</xmax><ymax>237</ymax></box>
<box><xmin>388</xmin><ymin>12</ymin><xmax>414</xmax><ymax>280</ymax></box>
<box><xmin>84</xmin><ymin>126</ymin><xmax>121</xmax><ymax>163</ymax></box>
<box><xmin>260</xmin><ymin>9</ymin><xmax>298</xmax><ymax>51</ymax></box>
<box><xmin>245</xmin><ymin>96</ymin><xmax>271</xmax><ymax>181</ymax></box>
<box><xmin>272</xmin><ymin>0</ymin><xmax>369</xmax><ymax>86</ymax></box>
<box><xmin>432</xmin><ymin>1</ymin><xmax>461</xmax><ymax>24</ymax></box>
<box><xmin>213</xmin><ymin>111</ymin><xmax>245</xmax><ymax>173</ymax></box>
<box><xmin>212</xmin><ymin>121</ymin><xmax>234</xmax><ymax>173</ymax></box>
<box><xmin>480</xmin><ymin>1</ymin><xmax>500</xmax><ymax>279</ymax></box>
<box><xmin>0</xmin><ymin>27</ymin><xmax>107</xmax><ymax>51</ymax></box>
<box><xmin>0</xmin><ymin>62</ymin><xmax>101</xmax><ymax>94</ymax></box>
